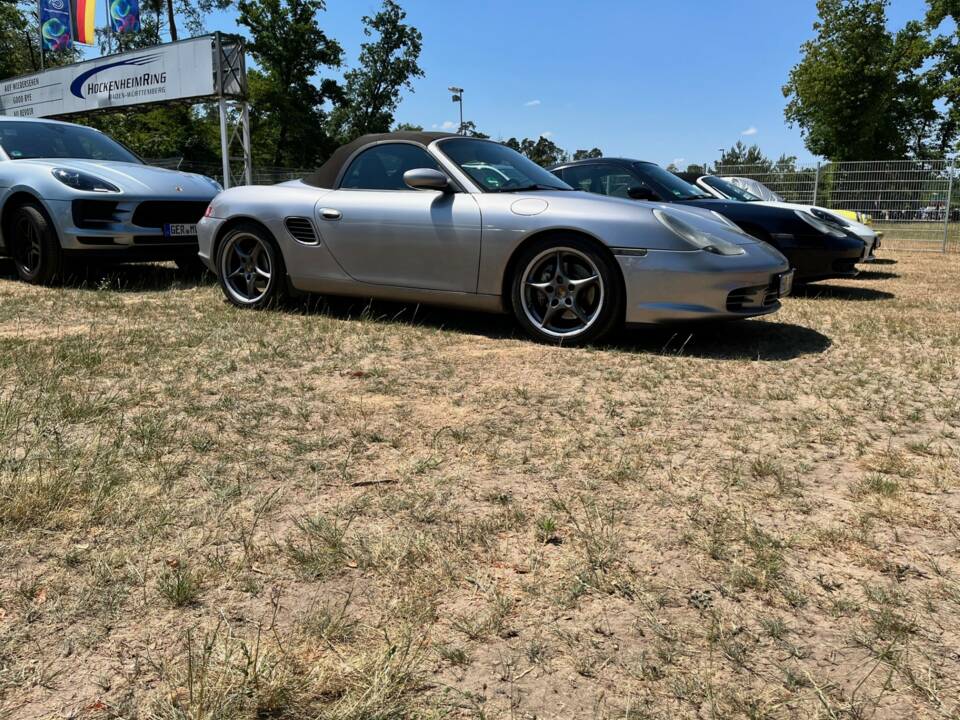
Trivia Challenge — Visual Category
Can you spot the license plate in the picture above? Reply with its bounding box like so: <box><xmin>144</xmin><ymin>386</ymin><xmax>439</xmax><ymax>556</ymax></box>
<box><xmin>163</xmin><ymin>223</ymin><xmax>198</xmax><ymax>238</ymax></box>
<box><xmin>778</xmin><ymin>270</ymin><xmax>795</xmax><ymax>297</ymax></box>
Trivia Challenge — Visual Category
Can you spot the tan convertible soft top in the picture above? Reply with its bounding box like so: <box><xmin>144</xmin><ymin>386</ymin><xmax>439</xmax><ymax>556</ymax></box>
<box><xmin>302</xmin><ymin>131</ymin><xmax>459</xmax><ymax>188</ymax></box>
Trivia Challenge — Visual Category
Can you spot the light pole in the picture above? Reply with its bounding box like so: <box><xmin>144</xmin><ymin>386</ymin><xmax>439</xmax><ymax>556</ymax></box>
<box><xmin>448</xmin><ymin>86</ymin><xmax>464</xmax><ymax>134</ymax></box>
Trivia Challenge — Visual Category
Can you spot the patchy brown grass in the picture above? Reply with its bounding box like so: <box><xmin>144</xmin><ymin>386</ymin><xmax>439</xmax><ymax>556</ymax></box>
<box><xmin>0</xmin><ymin>252</ymin><xmax>958</xmax><ymax>719</ymax></box>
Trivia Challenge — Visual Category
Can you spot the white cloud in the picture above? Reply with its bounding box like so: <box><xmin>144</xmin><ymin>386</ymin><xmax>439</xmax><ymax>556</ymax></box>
<box><xmin>741</xmin><ymin>126</ymin><xmax>758</xmax><ymax>136</ymax></box>
<box><xmin>540</xmin><ymin>131</ymin><xmax>553</xmax><ymax>138</ymax></box>
<box><xmin>671</xmin><ymin>157</ymin><xmax>686</xmax><ymax>167</ymax></box>
<box><xmin>524</xmin><ymin>99</ymin><xmax>541</xmax><ymax>107</ymax></box>
<box><xmin>440</xmin><ymin>120</ymin><xmax>457</xmax><ymax>130</ymax></box>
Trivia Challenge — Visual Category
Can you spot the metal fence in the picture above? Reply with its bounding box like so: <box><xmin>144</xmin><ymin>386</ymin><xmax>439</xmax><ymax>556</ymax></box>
<box><xmin>715</xmin><ymin>159</ymin><xmax>959</xmax><ymax>252</ymax></box>
<box><xmin>146</xmin><ymin>158</ymin><xmax>307</xmax><ymax>186</ymax></box>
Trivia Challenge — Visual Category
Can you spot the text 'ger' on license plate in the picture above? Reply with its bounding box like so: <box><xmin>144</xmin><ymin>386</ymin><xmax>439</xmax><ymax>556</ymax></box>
<box><xmin>163</xmin><ymin>223</ymin><xmax>198</xmax><ymax>238</ymax></box>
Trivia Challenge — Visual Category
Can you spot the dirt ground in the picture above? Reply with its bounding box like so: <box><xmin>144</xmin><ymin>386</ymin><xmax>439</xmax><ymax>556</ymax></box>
<box><xmin>0</xmin><ymin>251</ymin><xmax>958</xmax><ymax>719</ymax></box>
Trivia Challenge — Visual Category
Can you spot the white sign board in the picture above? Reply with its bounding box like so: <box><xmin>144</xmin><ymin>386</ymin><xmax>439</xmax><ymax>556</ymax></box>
<box><xmin>0</xmin><ymin>36</ymin><xmax>216</xmax><ymax>118</ymax></box>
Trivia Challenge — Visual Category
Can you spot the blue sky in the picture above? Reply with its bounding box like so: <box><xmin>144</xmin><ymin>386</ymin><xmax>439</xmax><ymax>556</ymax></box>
<box><xmin>85</xmin><ymin>0</ymin><xmax>934</xmax><ymax>166</ymax></box>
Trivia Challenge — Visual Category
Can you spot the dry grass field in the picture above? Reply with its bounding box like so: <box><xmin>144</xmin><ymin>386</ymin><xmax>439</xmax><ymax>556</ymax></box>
<box><xmin>1</xmin><ymin>251</ymin><xmax>958</xmax><ymax>719</ymax></box>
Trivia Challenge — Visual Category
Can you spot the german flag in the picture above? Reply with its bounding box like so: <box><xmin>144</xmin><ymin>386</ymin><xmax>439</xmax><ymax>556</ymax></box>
<box><xmin>72</xmin><ymin>0</ymin><xmax>97</xmax><ymax>46</ymax></box>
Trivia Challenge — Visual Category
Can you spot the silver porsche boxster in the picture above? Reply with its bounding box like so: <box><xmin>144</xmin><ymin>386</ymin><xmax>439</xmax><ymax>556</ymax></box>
<box><xmin>197</xmin><ymin>132</ymin><xmax>792</xmax><ymax>343</ymax></box>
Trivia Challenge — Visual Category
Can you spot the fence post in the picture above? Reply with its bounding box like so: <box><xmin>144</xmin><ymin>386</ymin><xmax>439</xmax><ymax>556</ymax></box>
<box><xmin>944</xmin><ymin>157</ymin><xmax>955</xmax><ymax>254</ymax></box>
<box><xmin>812</xmin><ymin>162</ymin><xmax>820</xmax><ymax>206</ymax></box>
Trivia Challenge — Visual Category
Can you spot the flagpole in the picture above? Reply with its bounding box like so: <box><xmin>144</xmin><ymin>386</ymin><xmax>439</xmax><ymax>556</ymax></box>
<box><xmin>38</xmin><ymin>0</ymin><xmax>45</xmax><ymax>69</ymax></box>
<box><xmin>105</xmin><ymin>0</ymin><xmax>113</xmax><ymax>53</ymax></box>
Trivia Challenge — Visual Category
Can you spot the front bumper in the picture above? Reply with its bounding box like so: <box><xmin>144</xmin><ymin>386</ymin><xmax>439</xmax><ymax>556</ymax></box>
<box><xmin>197</xmin><ymin>216</ymin><xmax>226</xmax><ymax>272</ymax></box>
<box><xmin>46</xmin><ymin>197</ymin><xmax>212</xmax><ymax>261</ymax></box>
<box><xmin>776</xmin><ymin>233</ymin><xmax>864</xmax><ymax>282</ymax></box>
<box><xmin>617</xmin><ymin>242</ymin><xmax>791</xmax><ymax>325</ymax></box>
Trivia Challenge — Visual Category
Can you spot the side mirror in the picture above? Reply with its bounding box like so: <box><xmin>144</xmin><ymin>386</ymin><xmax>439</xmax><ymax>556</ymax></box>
<box><xmin>404</xmin><ymin>168</ymin><xmax>452</xmax><ymax>192</ymax></box>
<box><xmin>627</xmin><ymin>186</ymin><xmax>659</xmax><ymax>201</ymax></box>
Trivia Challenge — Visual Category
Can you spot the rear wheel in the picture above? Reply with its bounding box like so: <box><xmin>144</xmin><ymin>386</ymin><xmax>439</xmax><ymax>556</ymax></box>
<box><xmin>510</xmin><ymin>237</ymin><xmax>622</xmax><ymax>345</ymax></box>
<box><xmin>10</xmin><ymin>202</ymin><xmax>63</xmax><ymax>285</ymax></box>
<box><xmin>216</xmin><ymin>223</ymin><xmax>286</xmax><ymax>309</ymax></box>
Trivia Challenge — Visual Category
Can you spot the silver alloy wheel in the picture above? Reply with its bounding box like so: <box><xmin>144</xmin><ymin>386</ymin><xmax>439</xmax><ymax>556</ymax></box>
<box><xmin>14</xmin><ymin>214</ymin><xmax>42</xmax><ymax>276</ymax></box>
<box><xmin>220</xmin><ymin>232</ymin><xmax>273</xmax><ymax>304</ymax></box>
<box><xmin>520</xmin><ymin>246</ymin><xmax>604</xmax><ymax>338</ymax></box>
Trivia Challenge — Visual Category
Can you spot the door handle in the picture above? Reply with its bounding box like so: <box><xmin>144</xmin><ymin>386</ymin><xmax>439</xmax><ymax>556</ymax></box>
<box><xmin>320</xmin><ymin>208</ymin><xmax>342</xmax><ymax>221</ymax></box>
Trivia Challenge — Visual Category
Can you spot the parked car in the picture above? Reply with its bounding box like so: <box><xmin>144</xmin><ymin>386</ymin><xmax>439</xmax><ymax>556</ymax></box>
<box><xmin>694</xmin><ymin>174</ymin><xmax>880</xmax><ymax>261</ymax></box>
<box><xmin>0</xmin><ymin>116</ymin><xmax>222</xmax><ymax>284</ymax></box>
<box><xmin>198</xmin><ymin>132</ymin><xmax>792</xmax><ymax>344</ymax></box>
<box><xmin>722</xmin><ymin>175</ymin><xmax>878</xmax><ymax>230</ymax></box>
<box><xmin>548</xmin><ymin>158</ymin><xmax>864</xmax><ymax>282</ymax></box>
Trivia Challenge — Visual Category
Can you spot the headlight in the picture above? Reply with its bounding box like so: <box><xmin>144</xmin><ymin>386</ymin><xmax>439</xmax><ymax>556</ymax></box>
<box><xmin>810</xmin><ymin>207</ymin><xmax>850</xmax><ymax>228</ymax></box>
<box><xmin>52</xmin><ymin>168</ymin><xmax>120</xmax><ymax>193</ymax></box>
<box><xmin>653</xmin><ymin>208</ymin><xmax>745</xmax><ymax>256</ymax></box>
<box><xmin>794</xmin><ymin>210</ymin><xmax>846</xmax><ymax>237</ymax></box>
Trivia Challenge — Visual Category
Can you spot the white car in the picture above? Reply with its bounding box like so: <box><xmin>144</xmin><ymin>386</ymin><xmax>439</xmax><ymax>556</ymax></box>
<box><xmin>688</xmin><ymin>174</ymin><xmax>880</xmax><ymax>262</ymax></box>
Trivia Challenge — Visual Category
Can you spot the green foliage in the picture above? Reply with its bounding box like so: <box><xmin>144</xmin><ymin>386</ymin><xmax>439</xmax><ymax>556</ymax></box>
<box><xmin>573</xmin><ymin>147</ymin><xmax>603</xmax><ymax>160</ymax></box>
<box><xmin>1</xmin><ymin>0</ymin><xmax>79</xmax><ymax>76</ymax></box>
<box><xmin>330</xmin><ymin>0</ymin><xmax>424</xmax><ymax>143</ymax></box>
<box><xmin>783</xmin><ymin>0</ymin><xmax>937</xmax><ymax>160</ymax></box>
<box><xmin>238</xmin><ymin>0</ymin><xmax>344</xmax><ymax>167</ymax></box>
<box><xmin>504</xmin><ymin>136</ymin><xmax>568</xmax><ymax>167</ymax></box>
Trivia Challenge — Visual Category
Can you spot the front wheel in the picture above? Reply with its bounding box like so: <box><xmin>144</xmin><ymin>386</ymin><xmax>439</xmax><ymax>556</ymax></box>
<box><xmin>216</xmin><ymin>223</ymin><xmax>286</xmax><ymax>309</ymax></box>
<box><xmin>10</xmin><ymin>203</ymin><xmax>63</xmax><ymax>285</ymax></box>
<box><xmin>510</xmin><ymin>237</ymin><xmax>622</xmax><ymax>345</ymax></box>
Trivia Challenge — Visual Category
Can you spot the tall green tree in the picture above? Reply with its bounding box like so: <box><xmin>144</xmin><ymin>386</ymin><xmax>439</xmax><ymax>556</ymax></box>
<box><xmin>716</xmin><ymin>141</ymin><xmax>772</xmax><ymax>169</ymax></box>
<box><xmin>783</xmin><ymin>0</ymin><xmax>933</xmax><ymax>160</ymax></box>
<box><xmin>504</xmin><ymin>136</ymin><xmax>568</xmax><ymax>166</ymax></box>
<box><xmin>923</xmin><ymin>0</ymin><xmax>960</xmax><ymax>153</ymax></box>
<box><xmin>238</xmin><ymin>0</ymin><xmax>344</xmax><ymax>166</ymax></box>
<box><xmin>330</xmin><ymin>0</ymin><xmax>423</xmax><ymax>142</ymax></box>
<box><xmin>573</xmin><ymin>147</ymin><xmax>603</xmax><ymax>160</ymax></box>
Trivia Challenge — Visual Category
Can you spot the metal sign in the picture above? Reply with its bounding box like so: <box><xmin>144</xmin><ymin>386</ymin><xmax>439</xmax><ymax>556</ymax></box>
<box><xmin>0</xmin><ymin>36</ymin><xmax>227</xmax><ymax>118</ymax></box>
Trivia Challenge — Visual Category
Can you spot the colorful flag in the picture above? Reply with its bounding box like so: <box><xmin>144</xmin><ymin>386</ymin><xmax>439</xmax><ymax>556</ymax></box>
<box><xmin>40</xmin><ymin>0</ymin><xmax>73</xmax><ymax>52</ymax></box>
<box><xmin>109</xmin><ymin>0</ymin><xmax>141</xmax><ymax>34</ymax></box>
<box><xmin>71</xmin><ymin>0</ymin><xmax>97</xmax><ymax>46</ymax></box>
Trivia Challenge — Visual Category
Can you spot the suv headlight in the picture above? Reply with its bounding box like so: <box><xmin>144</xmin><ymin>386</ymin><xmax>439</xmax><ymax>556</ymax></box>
<box><xmin>795</xmin><ymin>210</ymin><xmax>846</xmax><ymax>237</ymax></box>
<box><xmin>810</xmin><ymin>207</ymin><xmax>850</xmax><ymax>228</ymax></box>
<box><xmin>653</xmin><ymin>208</ymin><xmax>745</xmax><ymax>255</ymax></box>
<box><xmin>52</xmin><ymin>168</ymin><xmax>120</xmax><ymax>193</ymax></box>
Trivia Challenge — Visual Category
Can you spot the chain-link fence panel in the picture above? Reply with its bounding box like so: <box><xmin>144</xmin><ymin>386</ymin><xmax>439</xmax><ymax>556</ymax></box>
<box><xmin>715</xmin><ymin>159</ymin><xmax>957</xmax><ymax>252</ymax></box>
<box><xmin>715</xmin><ymin>163</ymin><xmax>819</xmax><ymax>205</ymax></box>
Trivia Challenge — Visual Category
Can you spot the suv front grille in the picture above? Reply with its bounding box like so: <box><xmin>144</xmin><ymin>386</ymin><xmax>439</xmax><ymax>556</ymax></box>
<box><xmin>132</xmin><ymin>201</ymin><xmax>209</xmax><ymax>228</ymax></box>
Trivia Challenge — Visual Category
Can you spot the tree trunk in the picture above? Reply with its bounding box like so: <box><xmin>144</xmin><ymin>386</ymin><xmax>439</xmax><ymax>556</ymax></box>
<box><xmin>167</xmin><ymin>0</ymin><xmax>178</xmax><ymax>42</ymax></box>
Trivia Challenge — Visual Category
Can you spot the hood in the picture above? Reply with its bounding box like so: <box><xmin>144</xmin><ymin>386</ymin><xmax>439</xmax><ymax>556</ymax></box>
<box><xmin>496</xmin><ymin>189</ymin><xmax>761</xmax><ymax>248</ymax></box>
<box><xmin>29</xmin><ymin>159</ymin><xmax>220</xmax><ymax>198</ymax></box>
<box><xmin>757</xmin><ymin>200</ymin><xmax>875</xmax><ymax>239</ymax></box>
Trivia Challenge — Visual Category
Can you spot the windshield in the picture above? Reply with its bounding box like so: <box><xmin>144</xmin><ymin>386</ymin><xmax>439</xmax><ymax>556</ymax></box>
<box><xmin>700</xmin><ymin>175</ymin><xmax>761</xmax><ymax>202</ymax></box>
<box><xmin>0</xmin><ymin>121</ymin><xmax>141</xmax><ymax>163</ymax></box>
<box><xmin>631</xmin><ymin>163</ymin><xmax>713</xmax><ymax>200</ymax></box>
<box><xmin>437</xmin><ymin>138</ymin><xmax>572</xmax><ymax>192</ymax></box>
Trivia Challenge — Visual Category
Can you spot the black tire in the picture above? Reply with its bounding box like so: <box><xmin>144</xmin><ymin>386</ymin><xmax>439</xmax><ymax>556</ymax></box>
<box><xmin>215</xmin><ymin>222</ymin><xmax>287</xmax><ymax>309</ymax></box>
<box><xmin>174</xmin><ymin>253</ymin><xmax>209</xmax><ymax>277</ymax></box>
<box><xmin>509</xmin><ymin>236</ymin><xmax>623</xmax><ymax>345</ymax></box>
<box><xmin>9</xmin><ymin>202</ymin><xmax>63</xmax><ymax>285</ymax></box>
